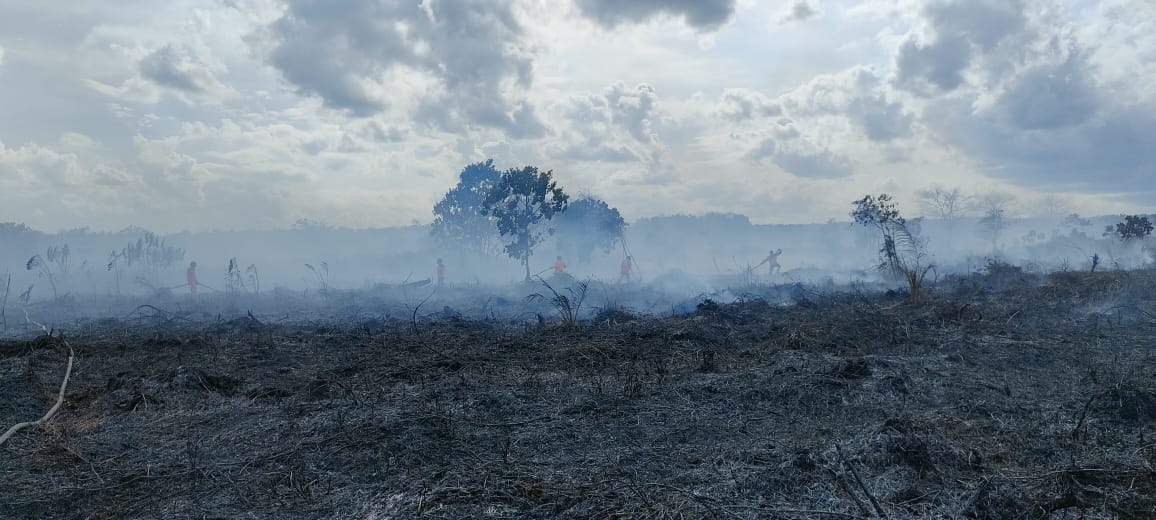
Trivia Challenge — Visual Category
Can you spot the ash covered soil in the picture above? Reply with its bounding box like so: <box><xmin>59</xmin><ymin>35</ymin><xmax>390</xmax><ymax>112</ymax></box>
<box><xmin>3</xmin><ymin>270</ymin><xmax>1156</xmax><ymax>519</ymax></box>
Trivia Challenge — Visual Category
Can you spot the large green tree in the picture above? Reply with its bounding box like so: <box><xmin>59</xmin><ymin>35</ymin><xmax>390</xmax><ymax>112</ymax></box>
<box><xmin>481</xmin><ymin>166</ymin><xmax>569</xmax><ymax>281</ymax></box>
<box><xmin>430</xmin><ymin>160</ymin><xmax>502</xmax><ymax>254</ymax></box>
<box><xmin>553</xmin><ymin>196</ymin><xmax>626</xmax><ymax>264</ymax></box>
<box><xmin>1115</xmin><ymin>214</ymin><xmax>1153</xmax><ymax>242</ymax></box>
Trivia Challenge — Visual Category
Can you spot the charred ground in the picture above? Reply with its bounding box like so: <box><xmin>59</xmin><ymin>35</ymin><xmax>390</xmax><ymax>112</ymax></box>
<box><xmin>3</xmin><ymin>269</ymin><xmax>1156</xmax><ymax>519</ymax></box>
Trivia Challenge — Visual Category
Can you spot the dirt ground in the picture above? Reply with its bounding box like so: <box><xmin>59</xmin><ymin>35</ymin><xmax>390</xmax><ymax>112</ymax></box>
<box><xmin>3</xmin><ymin>269</ymin><xmax>1156</xmax><ymax>519</ymax></box>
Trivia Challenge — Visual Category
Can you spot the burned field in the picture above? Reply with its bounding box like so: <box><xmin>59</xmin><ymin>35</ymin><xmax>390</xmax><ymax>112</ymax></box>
<box><xmin>3</xmin><ymin>271</ymin><xmax>1156</xmax><ymax>519</ymax></box>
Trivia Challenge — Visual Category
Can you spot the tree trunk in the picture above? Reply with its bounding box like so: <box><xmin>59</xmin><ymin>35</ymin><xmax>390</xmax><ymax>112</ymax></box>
<box><xmin>523</xmin><ymin>254</ymin><xmax>531</xmax><ymax>282</ymax></box>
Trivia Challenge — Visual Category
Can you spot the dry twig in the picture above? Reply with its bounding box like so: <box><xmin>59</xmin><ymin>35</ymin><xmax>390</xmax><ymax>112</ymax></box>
<box><xmin>836</xmin><ymin>444</ymin><xmax>888</xmax><ymax>519</ymax></box>
<box><xmin>1</xmin><ymin>272</ymin><xmax>10</xmax><ymax>330</ymax></box>
<box><xmin>0</xmin><ymin>335</ymin><xmax>76</xmax><ymax>446</ymax></box>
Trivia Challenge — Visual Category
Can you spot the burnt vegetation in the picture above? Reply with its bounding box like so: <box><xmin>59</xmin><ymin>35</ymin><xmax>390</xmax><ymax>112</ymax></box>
<box><xmin>3</xmin><ymin>268</ymin><xmax>1156</xmax><ymax>518</ymax></box>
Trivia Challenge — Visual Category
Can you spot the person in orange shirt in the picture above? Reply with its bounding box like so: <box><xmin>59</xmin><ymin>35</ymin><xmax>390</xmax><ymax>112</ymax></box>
<box><xmin>553</xmin><ymin>255</ymin><xmax>567</xmax><ymax>275</ymax></box>
<box><xmin>436</xmin><ymin>258</ymin><xmax>445</xmax><ymax>287</ymax></box>
<box><xmin>755</xmin><ymin>248</ymin><xmax>782</xmax><ymax>276</ymax></box>
<box><xmin>186</xmin><ymin>261</ymin><xmax>199</xmax><ymax>295</ymax></box>
<box><xmin>618</xmin><ymin>256</ymin><xmax>633</xmax><ymax>283</ymax></box>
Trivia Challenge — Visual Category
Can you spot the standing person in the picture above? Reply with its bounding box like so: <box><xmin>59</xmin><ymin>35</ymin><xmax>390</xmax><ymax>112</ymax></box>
<box><xmin>754</xmin><ymin>248</ymin><xmax>783</xmax><ymax>277</ymax></box>
<box><xmin>436</xmin><ymin>258</ymin><xmax>445</xmax><ymax>287</ymax></box>
<box><xmin>618</xmin><ymin>256</ymin><xmax>633</xmax><ymax>283</ymax></box>
<box><xmin>553</xmin><ymin>255</ymin><xmax>567</xmax><ymax>275</ymax></box>
<box><xmin>186</xmin><ymin>261</ymin><xmax>199</xmax><ymax>295</ymax></box>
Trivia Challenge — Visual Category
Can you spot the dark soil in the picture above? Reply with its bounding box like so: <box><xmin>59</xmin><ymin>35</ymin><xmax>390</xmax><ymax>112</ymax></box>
<box><xmin>3</xmin><ymin>271</ymin><xmax>1156</xmax><ymax>519</ymax></box>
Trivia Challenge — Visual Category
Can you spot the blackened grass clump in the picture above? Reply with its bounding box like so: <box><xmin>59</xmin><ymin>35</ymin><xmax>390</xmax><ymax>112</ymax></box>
<box><xmin>25</xmin><ymin>245</ymin><xmax>71</xmax><ymax>300</ymax></box>
<box><xmin>305</xmin><ymin>262</ymin><xmax>330</xmax><ymax>300</ymax></box>
<box><xmin>225</xmin><ymin>258</ymin><xmax>257</xmax><ymax>296</ymax></box>
<box><xmin>526</xmin><ymin>278</ymin><xmax>589</xmax><ymax>330</ymax></box>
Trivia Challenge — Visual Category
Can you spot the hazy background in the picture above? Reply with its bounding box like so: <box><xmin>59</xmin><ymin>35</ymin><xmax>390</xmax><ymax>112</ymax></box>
<box><xmin>0</xmin><ymin>208</ymin><xmax>1143</xmax><ymax>305</ymax></box>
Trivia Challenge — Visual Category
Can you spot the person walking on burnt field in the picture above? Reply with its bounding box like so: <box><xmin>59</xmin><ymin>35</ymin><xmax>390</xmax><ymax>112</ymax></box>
<box><xmin>618</xmin><ymin>255</ymin><xmax>634</xmax><ymax>284</ymax></box>
<box><xmin>436</xmin><ymin>258</ymin><xmax>445</xmax><ymax>287</ymax></box>
<box><xmin>755</xmin><ymin>248</ymin><xmax>783</xmax><ymax>277</ymax></box>
<box><xmin>186</xmin><ymin>261</ymin><xmax>199</xmax><ymax>295</ymax></box>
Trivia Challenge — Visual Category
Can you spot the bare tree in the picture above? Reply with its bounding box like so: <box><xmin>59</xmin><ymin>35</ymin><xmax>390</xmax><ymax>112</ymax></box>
<box><xmin>1036</xmin><ymin>194</ymin><xmax>1073</xmax><ymax>219</ymax></box>
<box><xmin>916</xmin><ymin>185</ymin><xmax>969</xmax><ymax>222</ymax></box>
<box><xmin>916</xmin><ymin>185</ymin><xmax>969</xmax><ymax>252</ymax></box>
<box><xmin>976</xmin><ymin>193</ymin><xmax>1014</xmax><ymax>254</ymax></box>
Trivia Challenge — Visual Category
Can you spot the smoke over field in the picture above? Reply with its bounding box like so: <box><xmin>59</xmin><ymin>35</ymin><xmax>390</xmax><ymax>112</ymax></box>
<box><xmin>3</xmin><ymin>206</ymin><xmax>1156</xmax><ymax>518</ymax></box>
<box><xmin>0</xmin><ymin>204</ymin><xmax>1148</xmax><ymax>326</ymax></box>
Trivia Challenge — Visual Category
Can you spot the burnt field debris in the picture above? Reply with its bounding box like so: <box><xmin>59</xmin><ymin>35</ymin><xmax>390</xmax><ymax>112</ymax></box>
<box><xmin>3</xmin><ymin>269</ymin><xmax>1156</xmax><ymax>519</ymax></box>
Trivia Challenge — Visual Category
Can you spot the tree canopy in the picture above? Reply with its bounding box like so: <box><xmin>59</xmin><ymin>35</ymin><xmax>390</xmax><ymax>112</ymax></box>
<box><xmin>430</xmin><ymin>160</ymin><xmax>502</xmax><ymax>254</ymax></box>
<box><xmin>481</xmin><ymin>166</ymin><xmax>569</xmax><ymax>281</ymax></box>
<box><xmin>1115</xmin><ymin>215</ymin><xmax>1153</xmax><ymax>241</ymax></box>
<box><xmin>553</xmin><ymin>196</ymin><xmax>626</xmax><ymax>264</ymax></box>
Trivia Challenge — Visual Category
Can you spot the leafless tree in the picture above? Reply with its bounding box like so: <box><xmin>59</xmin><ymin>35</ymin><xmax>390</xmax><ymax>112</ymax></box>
<box><xmin>1036</xmin><ymin>194</ymin><xmax>1073</xmax><ymax>219</ymax></box>
<box><xmin>976</xmin><ymin>192</ymin><xmax>1015</xmax><ymax>215</ymax></box>
<box><xmin>916</xmin><ymin>185</ymin><xmax>970</xmax><ymax>252</ymax></box>
<box><xmin>916</xmin><ymin>185</ymin><xmax>969</xmax><ymax>222</ymax></box>
<box><xmin>976</xmin><ymin>193</ymin><xmax>1015</xmax><ymax>254</ymax></box>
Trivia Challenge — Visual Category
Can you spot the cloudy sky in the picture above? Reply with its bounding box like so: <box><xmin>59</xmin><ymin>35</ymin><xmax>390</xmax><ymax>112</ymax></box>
<box><xmin>0</xmin><ymin>0</ymin><xmax>1153</xmax><ymax>232</ymax></box>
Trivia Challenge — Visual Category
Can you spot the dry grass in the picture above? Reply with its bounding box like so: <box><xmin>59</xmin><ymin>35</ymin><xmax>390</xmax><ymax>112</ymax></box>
<box><xmin>2</xmin><ymin>271</ymin><xmax>1156</xmax><ymax>518</ymax></box>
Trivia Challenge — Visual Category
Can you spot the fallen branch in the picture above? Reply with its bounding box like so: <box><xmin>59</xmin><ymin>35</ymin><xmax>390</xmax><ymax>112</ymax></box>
<box><xmin>406</xmin><ymin>287</ymin><xmax>465</xmax><ymax>366</ymax></box>
<box><xmin>1</xmin><ymin>273</ymin><xmax>10</xmax><ymax>330</ymax></box>
<box><xmin>0</xmin><ymin>336</ymin><xmax>76</xmax><ymax>446</ymax></box>
<box><xmin>1071</xmin><ymin>391</ymin><xmax>1104</xmax><ymax>441</ymax></box>
<box><xmin>828</xmin><ymin>467</ymin><xmax>871</xmax><ymax>518</ymax></box>
<box><xmin>402</xmin><ymin>278</ymin><xmax>432</xmax><ymax>289</ymax></box>
<box><xmin>23</xmin><ymin>307</ymin><xmax>47</xmax><ymax>333</ymax></box>
<box><xmin>122</xmin><ymin>304</ymin><xmax>196</xmax><ymax>325</ymax></box>
<box><xmin>724</xmin><ymin>505</ymin><xmax>865</xmax><ymax>519</ymax></box>
<box><xmin>438</xmin><ymin>414</ymin><xmax>553</xmax><ymax>429</ymax></box>
<box><xmin>1106</xmin><ymin>304</ymin><xmax>1156</xmax><ymax>322</ymax></box>
<box><xmin>125</xmin><ymin>304</ymin><xmax>173</xmax><ymax>320</ymax></box>
<box><xmin>837</xmin><ymin>444</ymin><xmax>888</xmax><ymax>519</ymax></box>
<box><xmin>641</xmin><ymin>482</ymin><xmax>743</xmax><ymax>519</ymax></box>
<box><xmin>411</xmin><ymin>287</ymin><xmax>436</xmax><ymax>336</ymax></box>
<box><xmin>1004</xmin><ymin>466</ymin><xmax>1144</xmax><ymax>481</ymax></box>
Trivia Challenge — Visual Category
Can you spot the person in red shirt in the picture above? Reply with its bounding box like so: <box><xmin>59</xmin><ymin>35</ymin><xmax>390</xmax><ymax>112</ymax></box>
<box><xmin>436</xmin><ymin>258</ymin><xmax>445</xmax><ymax>287</ymax></box>
<box><xmin>186</xmin><ymin>261</ymin><xmax>199</xmax><ymax>295</ymax></box>
<box><xmin>618</xmin><ymin>256</ymin><xmax>633</xmax><ymax>283</ymax></box>
<box><xmin>553</xmin><ymin>255</ymin><xmax>567</xmax><ymax>275</ymax></box>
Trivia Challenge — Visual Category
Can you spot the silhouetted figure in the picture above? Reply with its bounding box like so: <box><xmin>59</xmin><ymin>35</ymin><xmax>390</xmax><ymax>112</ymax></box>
<box><xmin>436</xmin><ymin>258</ymin><xmax>445</xmax><ymax>287</ymax></box>
<box><xmin>618</xmin><ymin>256</ymin><xmax>633</xmax><ymax>283</ymax></box>
<box><xmin>755</xmin><ymin>249</ymin><xmax>782</xmax><ymax>276</ymax></box>
<box><xmin>553</xmin><ymin>255</ymin><xmax>567</xmax><ymax>274</ymax></box>
<box><xmin>187</xmin><ymin>261</ymin><xmax>199</xmax><ymax>295</ymax></box>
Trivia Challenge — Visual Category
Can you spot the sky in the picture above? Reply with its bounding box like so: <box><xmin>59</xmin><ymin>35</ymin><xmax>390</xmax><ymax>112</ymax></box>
<box><xmin>0</xmin><ymin>0</ymin><xmax>1153</xmax><ymax>233</ymax></box>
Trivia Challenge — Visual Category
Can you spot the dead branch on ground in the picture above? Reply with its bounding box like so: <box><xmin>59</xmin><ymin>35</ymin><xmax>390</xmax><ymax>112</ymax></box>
<box><xmin>1</xmin><ymin>273</ymin><xmax>10</xmax><ymax>330</ymax></box>
<box><xmin>837</xmin><ymin>444</ymin><xmax>888</xmax><ymax>519</ymax></box>
<box><xmin>0</xmin><ymin>335</ymin><xmax>76</xmax><ymax>446</ymax></box>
